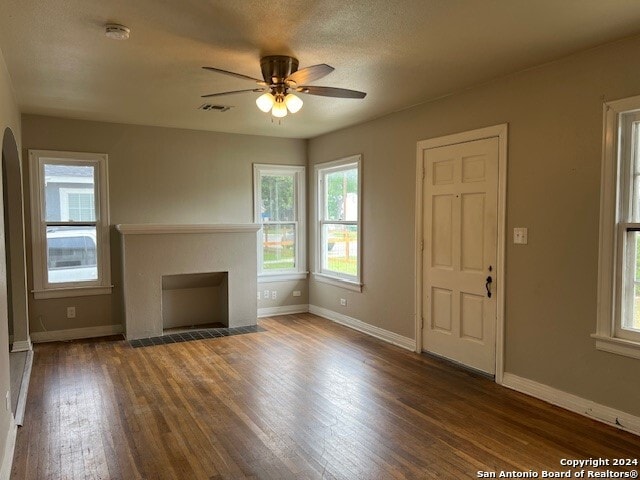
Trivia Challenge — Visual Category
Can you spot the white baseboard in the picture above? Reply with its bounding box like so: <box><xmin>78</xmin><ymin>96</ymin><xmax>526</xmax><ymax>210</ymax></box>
<box><xmin>11</xmin><ymin>338</ymin><xmax>32</xmax><ymax>353</ymax></box>
<box><xmin>309</xmin><ymin>305</ymin><xmax>416</xmax><ymax>351</ymax></box>
<box><xmin>30</xmin><ymin>324</ymin><xmax>124</xmax><ymax>343</ymax></box>
<box><xmin>14</xmin><ymin>350</ymin><xmax>33</xmax><ymax>427</ymax></box>
<box><xmin>502</xmin><ymin>372</ymin><xmax>640</xmax><ymax>436</ymax></box>
<box><xmin>0</xmin><ymin>419</ymin><xmax>17</xmax><ymax>480</ymax></box>
<box><xmin>258</xmin><ymin>304</ymin><xmax>309</xmax><ymax>318</ymax></box>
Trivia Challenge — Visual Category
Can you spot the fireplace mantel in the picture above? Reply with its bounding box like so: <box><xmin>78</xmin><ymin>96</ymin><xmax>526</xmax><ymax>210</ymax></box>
<box><xmin>117</xmin><ymin>223</ymin><xmax>260</xmax><ymax>340</ymax></box>
<box><xmin>116</xmin><ymin>223</ymin><xmax>260</xmax><ymax>235</ymax></box>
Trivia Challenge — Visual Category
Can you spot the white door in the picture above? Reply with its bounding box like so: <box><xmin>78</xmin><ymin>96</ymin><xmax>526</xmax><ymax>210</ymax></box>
<box><xmin>421</xmin><ymin>137</ymin><xmax>498</xmax><ymax>374</ymax></box>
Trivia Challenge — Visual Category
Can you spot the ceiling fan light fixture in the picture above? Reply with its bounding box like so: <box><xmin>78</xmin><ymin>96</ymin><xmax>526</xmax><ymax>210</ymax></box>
<box><xmin>271</xmin><ymin>100</ymin><xmax>288</xmax><ymax>118</ymax></box>
<box><xmin>284</xmin><ymin>93</ymin><xmax>303</xmax><ymax>113</ymax></box>
<box><xmin>202</xmin><ymin>55</ymin><xmax>366</xmax><ymax>121</ymax></box>
<box><xmin>256</xmin><ymin>92</ymin><xmax>275</xmax><ymax>112</ymax></box>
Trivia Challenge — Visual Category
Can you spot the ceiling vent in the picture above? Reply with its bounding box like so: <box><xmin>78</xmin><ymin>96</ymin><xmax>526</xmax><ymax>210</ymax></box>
<box><xmin>199</xmin><ymin>104</ymin><xmax>232</xmax><ymax>112</ymax></box>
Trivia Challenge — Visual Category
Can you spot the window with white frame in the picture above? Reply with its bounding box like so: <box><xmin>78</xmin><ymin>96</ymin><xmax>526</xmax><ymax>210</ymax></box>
<box><xmin>253</xmin><ymin>164</ymin><xmax>306</xmax><ymax>281</ymax></box>
<box><xmin>315</xmin><ymin>155</ymin><xmax>362</xmax><ymax>290</ymax></box>
<box><xmin>60</xmin><ymin>188</ymin><xmax>95</xmax><ymax>222</ymax></box>
<box><xmin>596</xmin><ymin>96</ymin><xmax>640</xmax><ymax>359</ymax></box>
<box><xmin>29</xmin><ymin>150</ymin><xmax>112</xmax><ymax>299</ymax></box>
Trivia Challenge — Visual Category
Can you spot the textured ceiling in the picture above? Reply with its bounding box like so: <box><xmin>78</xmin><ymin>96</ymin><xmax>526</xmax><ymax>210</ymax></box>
<box><xmin>2</xmin><ymin>0</ymin><xmax>640</xmax><ymax>139</ymax></box>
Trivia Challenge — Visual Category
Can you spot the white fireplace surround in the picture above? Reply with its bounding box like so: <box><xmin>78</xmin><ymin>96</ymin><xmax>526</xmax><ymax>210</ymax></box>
<box><xmin>117</xmin><ymin>224</ymin><xmax>260</xmax><ymax>340</ymax></box>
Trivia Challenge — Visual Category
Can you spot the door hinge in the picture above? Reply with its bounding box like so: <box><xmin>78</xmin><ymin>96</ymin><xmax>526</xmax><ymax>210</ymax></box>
<box><xmin>422</xmin><ymin>168</ymin><xmax>425</xmax><ymax>180</ymax></box>
<box><xmin>420</xmin><ymin>240</ymin><xmax>424</xmax><ymax>251</ymax></box>
<box><xmin>421</xmin><ymin>317</ymin><xmax>425</xmax><ymax>329</ymax></box>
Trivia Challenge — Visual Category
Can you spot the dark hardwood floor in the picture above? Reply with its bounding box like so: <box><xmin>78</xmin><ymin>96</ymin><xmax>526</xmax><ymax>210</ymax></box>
<box><xmin>11</xmin><ymin>313</ymin><xmax>640</xmax><ymax>479</ymax></box>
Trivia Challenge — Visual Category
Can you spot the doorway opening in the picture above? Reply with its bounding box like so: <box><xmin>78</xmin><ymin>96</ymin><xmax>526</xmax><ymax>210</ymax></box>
<box><xmin>2</xmin><ymin>127</ymin><xmax>32</xmax><ymax>424</ymax></box>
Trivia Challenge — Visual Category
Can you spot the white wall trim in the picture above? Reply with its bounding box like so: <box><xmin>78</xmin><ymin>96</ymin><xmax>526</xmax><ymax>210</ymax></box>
<box><xmin>258</xmin><ymin>272</ymin><xmax>308</xmax><ymax>283</ymax></box>
<box><xmin>10</xmin><ymin>338</ymin><xmax>32</xmax><ymax>352</ymax></box>
<box><xmin>314</xmin><ymin>155</ymin><xmax>363</xmax><ymax>286</ymax></box>
<box><xmin>29</xmin><ymin>150</ymin><xmax>112</xmax><ymax>298</ymax></box>
<box><xmin>312</xmin><ymin>272</ymin><xmax>363</xmax><ymax>292</ymax></box>
<box><xmin>415</xmin><ymin>123</ymin><xmax>508</xmax><ymax>384</ymax></box>
<box><xmin>595</xmin><ymin>98</ymin><xmax>640</xmax><ymax>356</ymax></box>
<box><xmin>502</xmin><ymin>372</ymin><xmax>640</xmax><ymax>436</ymax></box>
<box><xmin>258</xmin><ymin>304</ymin><xmax>309</xmax><ymax>318</ymax></box>
<box><xmin>309</xmin><ymin>304</ymin><xmax>416</xmax><ymax>351</ymax></box>
<box><xmin>591</xmin><ymin>333</ymin><xmax>640</xmax><ymax>360</ymax></box>
<box><xmin>14</xmin><ymin>350</ymin><xmax>33</xmax><ymax>426</ymax></box>
<box><xmin>253</xmin><ymin>164</ymin><xmax>307</xmax><ymax>279</ymax></box>
<box><xmin>0</xmin><ymin>419</ymin><xmax>17</xmax><ymax>480</ymax></box>
<box><xmin>31</xmin><ymin>324</ymin><xmax>123</xmax><ymax>343</ymax></box>
<box><xmin>32</xmin><ymin>285</ymin><xmax>113</xmax><ymax>300</ymax></box>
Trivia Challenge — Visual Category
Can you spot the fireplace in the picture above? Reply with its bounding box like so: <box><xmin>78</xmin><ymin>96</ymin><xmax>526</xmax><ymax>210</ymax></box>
<box><xmin>162</xmin><ymin>272</ymin><xmax>228</xmax><ymax>331</ymax></box>
<box><xmin>116</xmin><ymin>224</ymin><xmax>260</xmax><ymax>340</ymax></box>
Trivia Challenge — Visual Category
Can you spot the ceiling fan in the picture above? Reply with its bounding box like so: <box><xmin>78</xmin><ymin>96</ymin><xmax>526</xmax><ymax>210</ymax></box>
<box><xmin>201</xmin><ymin>55</ymin><xmax>367</xmax><ymax>118</ymax></box>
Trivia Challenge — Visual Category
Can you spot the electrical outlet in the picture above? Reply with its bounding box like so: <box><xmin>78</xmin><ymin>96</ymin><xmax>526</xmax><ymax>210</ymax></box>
<box><xmin>271</xmin><ymin>291</ymin><xmax>277</xmax><ymax>300</ymax></box>
<box><xmin>292</xmin><ymin>290</ymin><xmax>301</xmax><ymax>297</ymax></box>
<box><xmin>340</xmin><ymin>298</ymin><xmax>347</xmax><ymax>306</ymax></box>
<box><xmin>513</xmin><ymin>227</ymin><xmax>528</xmax><ymax>245</ymax></box>
<box><xmin>263</xmin><ymin>289</ymin><xmax>269</xmax><ymax>299</ymax></box>
<box><xmin>67</xmin><ymin>306</ymin><xmax>76</xmax><ymax>319</ymax></box>
<box><xmin>257</xmin><ymin>292</ymin><xmax>261</xmax><ymax>300</ymax></box>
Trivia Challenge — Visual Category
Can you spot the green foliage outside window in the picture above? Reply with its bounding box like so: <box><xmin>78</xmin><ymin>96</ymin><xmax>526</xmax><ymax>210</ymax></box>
<box><xmin>326</xmin><ymin>169</ymin><xmax>357</xmax><ymax>220</ymax></box>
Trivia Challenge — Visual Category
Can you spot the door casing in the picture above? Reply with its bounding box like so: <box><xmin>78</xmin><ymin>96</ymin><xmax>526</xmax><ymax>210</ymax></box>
<box><xmin>414</xmin><ymin>124</ymin><xmax>508</xmax><ymax>384</ymax></box>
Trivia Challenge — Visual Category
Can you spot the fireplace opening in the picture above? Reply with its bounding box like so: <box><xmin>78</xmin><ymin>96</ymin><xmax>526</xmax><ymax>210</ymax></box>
<box><xmin>161</xmin><ymin>272</ymin><xmax>228</xmax><ymax>333</ymax></box>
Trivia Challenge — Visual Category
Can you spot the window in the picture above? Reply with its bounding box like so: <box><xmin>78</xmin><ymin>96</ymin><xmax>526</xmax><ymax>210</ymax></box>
<box><xmin>253</xmin><ymin>164</ymin><xmax>306</xmax><ymax>281</ymax></box>
<box><xmin>596</xmin><ymin>96</ymin><xmax>640</xmax><ymax>358</ymax></box>
<box><xmin>60</xmin><ymin>188</ymin><xmax>95</xmax><ymax>222</ymax></box>
<box><xmin>29</xmin><ymin>150</ymin><xmax>112</xmax><ymax>299</ymax></box>
<box><xmin>315</xmin><ymin>155</ymin><xmax>362</xmax><ymax>291</ymax></box>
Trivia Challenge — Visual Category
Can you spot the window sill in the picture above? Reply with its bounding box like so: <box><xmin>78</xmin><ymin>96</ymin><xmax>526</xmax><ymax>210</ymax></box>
<box><xmin>258</xmin><ymin>272</ymin><xmax>308</xmax><ymax>283</ymax></box>
<box><xmin>32</xmin><ymin>285</ymin><xmax>113</xmax><ymax>300</ymax></box>
<box><xmin>592</xmin><ymin>333</ymin><xmax>640</xmax><ymax>360</ymax></box>
<box><xmin>312</xmin><ymin>273</ymin><xmax>362</xmax><ymax>292</ymax></box>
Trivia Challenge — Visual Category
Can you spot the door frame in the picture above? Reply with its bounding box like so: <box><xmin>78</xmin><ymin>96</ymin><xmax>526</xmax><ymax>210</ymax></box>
<box><xmin>414</xmin><ymin>124</ymin><xmax>508</xmax><ymax>384</ymax></box>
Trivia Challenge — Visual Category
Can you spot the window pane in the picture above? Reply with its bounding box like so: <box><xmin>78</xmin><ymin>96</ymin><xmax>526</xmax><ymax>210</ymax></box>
<box><xmin>627</xmin><ymin>231</ymin><xmax>640</xmax><ymax>332</ymax></box>
<box><xmin>633</xmin><ymin>284</ymin><xmax>640</xmax><ymax>332</ymax></box>
<box><xmin>322</xmin><ymin>224</ymin><xmax>358</xmax><ymax>277</ymax></box>
<box><xmin>260</xmin><ymin>174</ymin><xmax>294</xmax><ymax>222</ymax></box>
<box><xmin>46</xmin><ymin>226</ymin><xmax>98</xmax><ymax>283</ymax></box>
<box><xmin>634</xmin><ymin>123</ymin><xmax>640</xmax><ymax>222</ymax></box>
<box><xmin>263</xmin><ymin>223</ymin><xmax>295</xmax><ymax>270</ymax></box>
<box><xmin>44</xmin><ymin>163</ymin><xmax>96</xmax><ymax>222</ymax></box>
<box><xmin>67</xmin><ymin>192</ymin><xmax>95</xmax><ymax>222</ymax></box>
<box><xmin>325</xmin><ymin>168</ymin><xmax>358</xmax><ymax>221</ymax></box>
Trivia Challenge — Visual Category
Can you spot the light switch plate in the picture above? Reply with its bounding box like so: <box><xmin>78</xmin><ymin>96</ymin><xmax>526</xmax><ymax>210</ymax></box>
<box><xmin>513</xmin><ymin>227</ymin><xmax>528</xmax><ymax>245</ymax></box>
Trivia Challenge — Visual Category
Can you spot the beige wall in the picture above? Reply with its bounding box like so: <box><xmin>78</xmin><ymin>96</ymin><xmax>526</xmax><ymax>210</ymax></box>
<box><xmin>0</xmin><ymin>46</ymin><xmax>22</xmax><ymax>474</ymax></box>
<box><xmin>21</xmin><ymin>115</ymin><xmax>307</xmax><ymax>333</ymax></box>
<box><xmin>308</xmin><ymin>36</ymin><xmax>640</xmax><ymax>416</ymax></box>
<box><xmin>258</xmin><ymin>279</ymin><xmax>308</xmax><ymax>311</ymax></box>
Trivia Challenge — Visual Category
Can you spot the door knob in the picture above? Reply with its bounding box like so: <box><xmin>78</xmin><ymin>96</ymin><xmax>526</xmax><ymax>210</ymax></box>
<box><xmin>485</xmin><ymin>276</ymin><xmax>493</xmax><ymax>298</ymax></box>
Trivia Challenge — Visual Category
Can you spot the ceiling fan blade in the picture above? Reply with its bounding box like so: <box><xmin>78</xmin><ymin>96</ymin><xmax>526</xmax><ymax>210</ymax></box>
<box><xmin>286</xmin><ymin>64</ymin><xmax>334</xmax><ymax>85</ymax></box>
<box><xmin>202</xmin><ymin>66</ymin><xmax>265</xmax><ymax>84</ymax></box>
<box><xmin>297</xmin><ymin>86</ymin><xmax>366</xmax><ymax>99</ymax></box>
<box><xmin>201</xmin><ymin>88</ymin><xmax>262</xmax><ymax>98</ymax></box>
